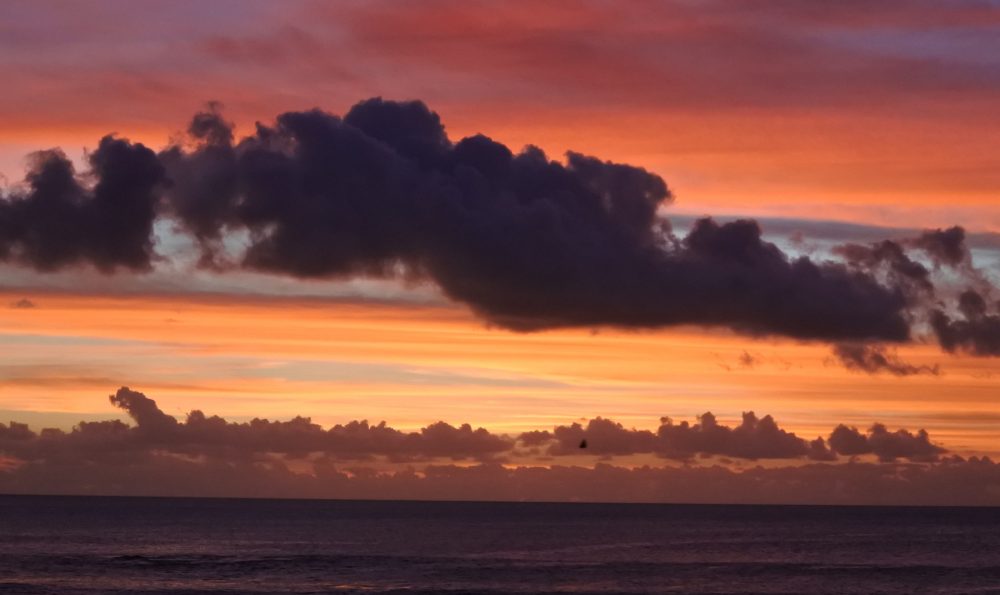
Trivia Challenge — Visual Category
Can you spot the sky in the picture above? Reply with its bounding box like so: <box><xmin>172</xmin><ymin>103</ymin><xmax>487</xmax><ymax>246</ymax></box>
<box><xmin>1</xmin><ymin>0</ymin><xmax>1000</xmax><ymax>505</ymax></box>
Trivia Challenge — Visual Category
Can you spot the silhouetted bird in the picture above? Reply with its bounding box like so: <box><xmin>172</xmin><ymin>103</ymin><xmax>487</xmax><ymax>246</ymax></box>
<box><xmin>579</xmin><ymin>439</ymin><xmax>588</xmax><ymax>449</ymax></box>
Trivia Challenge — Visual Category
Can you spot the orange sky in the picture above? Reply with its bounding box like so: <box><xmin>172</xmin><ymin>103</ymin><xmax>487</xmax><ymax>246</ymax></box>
<box><xmin>1</xmin><ymin>1</ymin><xmax>999</xmax><ymax>229</ymax></box>
<box><xmin>1</xmin><ymin>1</ymin><xmax>999</xmax><ymax>486</ymax></box>
<box><xmin>2</xmin><ymin>289</ymin><xmax>997</xmax><ymax>457</ymax></box>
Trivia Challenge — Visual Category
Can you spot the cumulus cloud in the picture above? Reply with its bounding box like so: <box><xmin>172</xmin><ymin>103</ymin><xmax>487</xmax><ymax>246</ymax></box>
<box><xmin>519</xmin><ymin>411</ymin><xmax>946</xmax><ymax>461</ymax></box>
<box><xmin>930</xmin><ymin>290</ymin><xmax>1000</xmax><ymax>356</ymax></box>
<box><xmin>161</xmin><ymin>100</ymin><xmax>916</xmax><ymax>340</ymax></box>
<box><xmin>0</xmin><ymin>138</ymin><xmax>164</xmax><ymax>272</ymax></box>
<box><xmin>2</xmin><ymin>98</ymin><xmax>917</xmax><ymax>343</ymax></box>
<box><xmin>542</xmin><ymin>417</ymin><xmax>658</xmax><ymax>456</ymax></box>
<box><xmin>0</xmin><ymin>387</ymin><xmax>512</xmax><ymax>464</ymax></box>
<box><xmin>658</xmin><ymin>412</ymin><xmax>821</xmax><ymax>460</ymax></box>
<box><xmin>5</xmin><ymin>98</ymin><xmax>1000</xmax><ymax>360</ymax></box>
<box><xmin>834</xmin><ymin>239</ymin><xmax>932</xmax><ymax>295</ymax></box>
<box><xmin>0</xmin><ymin>389</ymin><xmax>950</xmax><ymax>469</ymax></box>
<box><xmin>912</xmin><ymin>226</ymin><xmax>970</xmax><ymax>268</ymax></box>
<box><xmin>828</xmin><ymin>423</ymin><xmax>946</xmax><ymax>462</ymax></box>
<box><xmin>831</xmin><ymin>225</ymin><xmax>1000</xmax><ymax>360</ymax></box>
<box><xmin>521</xmin><ymin>411</ymin><xmax>937</xmax><ymax>463</ymax></box>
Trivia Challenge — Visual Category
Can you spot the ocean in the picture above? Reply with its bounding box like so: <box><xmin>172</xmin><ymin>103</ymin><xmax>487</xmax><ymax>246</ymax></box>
<box><xmin>0</xmin><ymin>495</ymin><xmax>998</xmax><ymax>594</ymax></box>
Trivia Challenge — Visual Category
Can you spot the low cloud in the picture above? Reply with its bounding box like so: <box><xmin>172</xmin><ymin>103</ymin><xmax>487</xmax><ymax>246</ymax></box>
<box><xmin>0</xmin><ymin>389</ymin><xmax>950</xmax><ymax>468</ymax></box>
<box><xmin>0</xmin><ymin>388</ymin><xmax>972</xmax><ymax>503</ymax></box>
<box><xmin>0</xmin><ymin>387</ymin><xmax>512</xmax><ymax>465</ymax></box>
<box><xmin>525</xmin><ymin>412</ymin><xmax>850</xmax><ymax>462</ymax></box>
<box><xmin>828</xmin><ymin>423</ymin><xmax>946</xmax><ymax>462</ymax></box>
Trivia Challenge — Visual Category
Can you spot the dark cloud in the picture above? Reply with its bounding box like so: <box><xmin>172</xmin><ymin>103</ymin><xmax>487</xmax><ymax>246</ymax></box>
<box><xmin>544</xmin><ymin>417</ymin><xmax>658</xmax><ymax>456</ymax></box>
<box><xmin>737</xmin><ymin>351</ymin><xmax>758</xmax><ymax>368</ymax></box>
<box><xmin>109</xmin><ymin>387</ymin><xmax>179</xmax><ymax>437</ymax></box>
<box><xmin>0</xmin><ymin>387</ymin><xmax>512</xmax><ymax>464</ymax></box>
<box><xmin>1</xmin><ymin>389</ymin><xmax>952</xmax><ymax>468</ymax></box>
<box><xmin>526</xmin><ymin>411</ymin><xmax>835</xmax><ymax>461</ymax></box>
<box><xmin>656</xmin><ymin>412</ymin><xmax>813</xmax><ymax>460</ymax></box>
<box><xmin>833</xmin><ymin>239</ymin><xmax>932</xmax><ymax>295</ymax></box>
<box><xmin>828</xmin><ymin>423</ymin><xmax>946</xmax><ymax>462</ymax></box>
<box><xmin>930</xmin><ymin>290</ymin><xmax>1000</xmax><ymax>356</ymax></box>
<box><xmin>828</xmin><ymin>224</ymin><xmax>1000</xmax><ymax>361</ymax></box>
<box><xmin>525</xmin><ymin>411</ymin><xmax>945</xmax><ymax>463</ymax></box>
<box><xmin>912</xmin><ymin>226</ymin><xmax>969</xmax><ymax>267</ymax></box>
<box><xmin>832</xmin><ymin>343</ymin><xmax>939</xmax><ymax>376</ymax></box>
<box><xmin>0</xmin><ymin>388</ymin><xmax>970</xmax><ymax>504</ymax></box>
<box><xmin>0</xmin><ymin>137</ymin><xmax>164</xmax><ymax>272</ymax></box>
<box><xmin>151</xmin><ymin>100</ymin><xmax>913</xmax><ymax>340</ymax></box>
<box><xmin>675</xmin><ymin>215</ymin><xmax>1000</xmax><ymax>253</ymax></box>
<box><xmin>9</xmin><ymin>98</ymin><xmax>1000</xmax><ymax>354</ymax></box>
<box><xmin>9</xmin><ymin>298</ymin><xmax>35</xmax><ymax>309</ymax></box>
<box><xmin>807</xmin><ymin>437</ymin><xmax>838</xmax><ymax>462</ymax></box>
<box><xmin>157</xmin><ymin>106</ymin><xmax>240</xmax><ymax>267</ymax></box>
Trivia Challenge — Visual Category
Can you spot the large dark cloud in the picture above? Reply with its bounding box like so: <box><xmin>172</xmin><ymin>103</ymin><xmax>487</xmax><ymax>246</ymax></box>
<box><xmin>7</xmin><ymin>98</ymin><xmax>1000</xmax><ymax>353</ymax></box>
<box><xmin>156</xmin><ymin>99</ymin><xmax>913</xmax><ymax>340</ymax></box>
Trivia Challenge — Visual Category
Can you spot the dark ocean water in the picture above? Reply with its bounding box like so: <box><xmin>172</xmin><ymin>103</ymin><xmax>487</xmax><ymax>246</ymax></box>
<box><xmin>1</xmin><ymin>496</ymin><xmax>999</xmax><ymax>594</ymax></box>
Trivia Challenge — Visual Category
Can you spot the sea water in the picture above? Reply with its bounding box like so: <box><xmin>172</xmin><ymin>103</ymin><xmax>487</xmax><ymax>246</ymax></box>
<box><xmin>1</xmin><ymin>496</ymin><xmax>998</xmax><ymax>594</ymax></box>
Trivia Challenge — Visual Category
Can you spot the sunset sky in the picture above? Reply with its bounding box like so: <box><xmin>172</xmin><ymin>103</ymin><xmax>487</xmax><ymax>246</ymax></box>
<box><xmin>1</xmin><ymin>0</ymin><xmax>1000</xmax><ymax>504</ymax></box>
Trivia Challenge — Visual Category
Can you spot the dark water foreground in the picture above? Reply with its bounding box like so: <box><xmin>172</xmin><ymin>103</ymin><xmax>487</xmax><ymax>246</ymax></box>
<box><xmin>1</xmin><ymin>496</ymin><xmax>999</xmax><ymax>594</ymax></box>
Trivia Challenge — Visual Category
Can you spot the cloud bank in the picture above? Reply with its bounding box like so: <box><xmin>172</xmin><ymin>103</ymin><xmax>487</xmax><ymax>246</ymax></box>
<box><xmin>0</xmin><ymin>388</ymin><xmax>949</xmax><ymax>465</ymax></box>
<box><xmin>0</xmin><ymin>388</ymin><xmax>992</xmax><ymax>505</ymax></box>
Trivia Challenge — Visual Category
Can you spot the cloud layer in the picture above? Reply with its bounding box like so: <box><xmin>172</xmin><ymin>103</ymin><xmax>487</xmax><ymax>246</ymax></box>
<box><xmin>0</xmin><ymin>388</ymin><xmax>951</xmax><ymax>465</ymax></box>
<box><xmin>0</xmin><ymin>388</ymin><xmax>992</xmax><ymax>505</ymax></box>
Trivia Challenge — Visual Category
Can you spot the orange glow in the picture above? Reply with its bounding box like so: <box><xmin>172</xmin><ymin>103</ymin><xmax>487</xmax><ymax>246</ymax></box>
<box><xmin>1</xmin><ymin>290</ymin><xmax>997</xmax><ymax>457</ymax></box>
